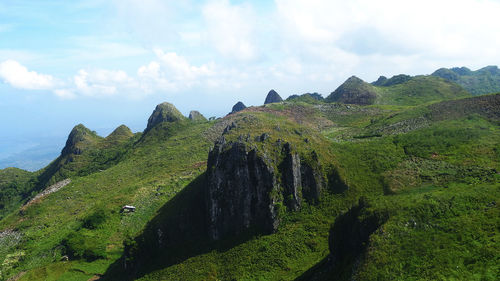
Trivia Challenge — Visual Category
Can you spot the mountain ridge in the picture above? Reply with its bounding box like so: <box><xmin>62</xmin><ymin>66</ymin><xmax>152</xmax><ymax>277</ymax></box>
<box><xmin>0</xmin><ymin>69</ymin><xmax>499</xmax><ymax>281</ymax></box>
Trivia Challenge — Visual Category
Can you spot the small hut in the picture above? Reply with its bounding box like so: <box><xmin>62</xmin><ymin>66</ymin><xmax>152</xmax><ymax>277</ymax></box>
<box><xmin>121</xmin><ymin>205</ymin><xmax>136</xmax><ymax>213</ymax></box>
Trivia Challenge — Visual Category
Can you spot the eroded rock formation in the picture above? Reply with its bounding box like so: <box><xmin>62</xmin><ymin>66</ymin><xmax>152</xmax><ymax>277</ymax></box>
<box><xmin>205</xmin><ymin>138</ymin><xmax>324</xmax><ymax>240</ymax></box>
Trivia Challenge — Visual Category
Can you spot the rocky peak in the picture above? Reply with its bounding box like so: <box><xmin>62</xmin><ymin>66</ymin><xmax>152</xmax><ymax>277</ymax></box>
<box><xmin>432</xmin><ymin>68</ymin><xmax>460</xmax><ymax>81</ymax></box>
<box><xmin>372</xmin><ymin>76</ymin><xmax>388</xmax><ymax>86</ymax></box>
<box><xmin>106</xmin><ymin>125</ymin><xmax>133</xmax><ymax>141</ymax></box>
<box><xmin>326</xmin><ymin>76</ymin><xmax>377</xmax><ymax>105</ymax></box>
<box><xmin>145</xmin><ymin>102</ymin><xmax>185</xmax><ymax>132</ymax></box>
<box><xmin>231</xmin><ymin>101</ymin><xmax>247</xmax><ymax>114</ymax></box>
<box><xmin>373</xmin><ymin>74</ymin><xmax>412</xmax><ymax>87</ymax></box>
<box><xmin>188</xmin><ymin>110</ymin><xmax>207</xmax><ymax>122</ymax></box>
<box><xmin>61</xmin><ymin>124</ymin><xmax>97</xmax><ymax>156</ymax></box>
<box><xmin>264</xmin><ymin>89</ymin><xmax>283</xmax><ymax>104</ymax></box>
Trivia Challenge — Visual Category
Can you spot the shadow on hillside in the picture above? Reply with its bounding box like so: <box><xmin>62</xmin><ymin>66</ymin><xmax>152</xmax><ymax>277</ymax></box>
<box><xmin>102</xmin><ymin>173</ymin><xmax>257</xmax><ymax>280</ymax></box>
<box><xmin>294</xmin><ymin>256</ymin><xmax>332</xmax><ymax>281</ymax></box>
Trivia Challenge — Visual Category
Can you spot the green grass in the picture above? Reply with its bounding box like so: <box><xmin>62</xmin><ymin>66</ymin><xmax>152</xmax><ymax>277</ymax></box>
<box><xmin>353</xmin><ymin>182</ymin><xmax>499</xmax><ymax>281</ymax></box>
<box><xmin>0</xmin><ymin>93</ymin><xmax>499</xmax><ymax>280</ymax></box>
<box><xmin>0</xmin><ymin>119</ymin><xmax>213</xmax><ymax>280</ymax></box>
<box><xmin>375</xmin><ymin>76</ymin><xmax>471</xmax><ymax>106</ymax></box>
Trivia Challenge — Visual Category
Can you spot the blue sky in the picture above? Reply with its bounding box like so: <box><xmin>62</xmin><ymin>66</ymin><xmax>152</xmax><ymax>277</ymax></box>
<box><xmin>1</xmin><ymin>0</ymin><xmax>500</xmax><ymax>170</ymax></box>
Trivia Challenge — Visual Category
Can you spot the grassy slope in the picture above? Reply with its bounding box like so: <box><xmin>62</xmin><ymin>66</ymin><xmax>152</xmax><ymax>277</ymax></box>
<box><xmin>0</xmin><ymin>120</ymin><xmax>213</xmax><ymax>280</ymax></box>
<box><xmin>374</xmin><ymin>76</ymin><xmax>471</xmax><ymax>106</ymax></box>
<box><xmin>0</xmin><ymin>168</ymin><xmax>33</xmax><ymax>219</ymax></box>
<box><xmin>0</xmin><ymin>93</ymin><xmax>498</xmax><ymax>280</ymax></box>
<box><xmin>326</xmin><ymin>75</ymin><xmax>470</xmax><ymax>106</ymax></box>
<box><xmin>108</xmin><ymin>109</ymin><xmax>361</xmax><ymax>281</ymax></box>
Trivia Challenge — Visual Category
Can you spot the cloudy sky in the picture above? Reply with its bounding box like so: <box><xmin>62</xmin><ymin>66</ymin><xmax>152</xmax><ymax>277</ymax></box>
<box><xmin>1</xmin><ymin>0</ymin><xmax>500</xmax><ymax>169</ymax></box>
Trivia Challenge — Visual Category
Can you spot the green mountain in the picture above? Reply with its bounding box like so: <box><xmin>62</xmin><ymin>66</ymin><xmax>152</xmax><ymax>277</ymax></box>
<box><xmin>326</xmin><ymin>75</ymin><xmax>470</xmax><ymax>106</ymax></box>
<box><xmin>432</xmin><ymin>65</ymin><xmax>500</xmax><ymax>95</ymax></box>
<box><xmin>0</xmin><ymin>75</ymin><xmax>499</xmax><ymax>280</ymax></box>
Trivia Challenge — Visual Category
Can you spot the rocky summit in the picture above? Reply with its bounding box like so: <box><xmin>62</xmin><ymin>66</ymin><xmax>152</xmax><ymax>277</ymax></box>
<box><xmin>326</xmin><ymin>76</ymin><xmax>378</xmax><ymax>105</ymax></box>
<box><xmin>188</xmin><ymin>110</ymin><xmax>207</xmax><ymax>122</ymax></box>
<box><xmin>145</xmin><ymin>102</ymin><xmax>185</xmax><ymax>132</ymax></box>
<box><xmin>264</xmin><ymin>89</ymin><xmax>283</xmax><ymax>104</ymax></box>
<box><xmin>231</xmin><ymin>101</ymin><xmax>247</xmax><ymax>114</ymax></box>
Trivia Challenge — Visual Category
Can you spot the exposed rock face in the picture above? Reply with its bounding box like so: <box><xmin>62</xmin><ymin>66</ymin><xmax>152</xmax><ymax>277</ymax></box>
<box><xmin>145</xmin><ymin>102</ymin><xmax>185</xmax><ymax>132</ymax></box>
<box><xmin>61</xmin><ymin>124</ymin><xmax>95</xmax><ymax>156</ymax></box>
<box><xmin>231</xmin><ymin>101</ymin><xmax>247</xmax><ymax>114</ymax></box>
<box><xmin>326</xmin><ymin>76</ymin><xmax>378</xmax><ymax>105</ymax></box>
<box><xmin>281</xmin><ymin>143</ymin><xmax>302</xmax><ymax>210</ymax></box>
<box><xmin>206</xmin><ymin>138</ymin><xmax>279</xmax><ymax>240</ymax></box>
<box><xmin>264</xmin><ymin>89</ymin><xmax>283</xmax><ymax>104</ymax></box>
<box><xmin>281</xmin><ymin>144</ymin><xmax>323</xmax><ymax>210</ymax></box>
<box><xmin>188</xmin><ymin>110</ymin><xmax>207</xmax><ymax>122</ymax></box>
<box><xmin>205</xmin><ymin>138</ymin><xmax>324</xmax><ymax>240</ymax></box>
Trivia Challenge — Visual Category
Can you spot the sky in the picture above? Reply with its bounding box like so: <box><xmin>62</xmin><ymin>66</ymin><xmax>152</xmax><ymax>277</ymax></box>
<box><xmin>1</xmin><ymin>0</ymin><xmax>500</xmax><ymax>170</ymax></box>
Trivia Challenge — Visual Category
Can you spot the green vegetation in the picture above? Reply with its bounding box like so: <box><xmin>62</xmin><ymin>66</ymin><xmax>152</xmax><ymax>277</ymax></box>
<box><xmin>326</xmin><ymin>75</ymin><xmax>470</xmax><ymax>106</ymax></box>
<box><xmin>374</xmin><ymin>76</ymin><xmax>470</xmax><ymax>106</ymax></box>
<box><xmin>433</xmin><ymin>65</ymin><xmax>500</xmax><ymax>95</ymax></box>
<box><xmin>0</xmin><ymin>168</ymin><xmax>33</xmax><ymax>219</ymax></box>
<box><xmin>0</xmin><ymin>79</ymin><xmax>498</xmax><ymax>280</ymax></box>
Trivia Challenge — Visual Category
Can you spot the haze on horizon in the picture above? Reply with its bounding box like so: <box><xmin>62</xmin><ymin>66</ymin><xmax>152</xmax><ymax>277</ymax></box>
<box><xmin>1</xmin><ymin>0</ymin><xmax>500</xmax><ymax>170</ymax></box>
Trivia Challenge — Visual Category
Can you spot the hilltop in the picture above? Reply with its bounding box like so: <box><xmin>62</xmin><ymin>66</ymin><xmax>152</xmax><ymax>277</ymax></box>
<box><xmin>0</xmin><ymin>71</ymin><xmax>498</xmax><ymax>281</ymax></box>
<box><xmin>326</xmin><ymin>75</ymin><xmax>470</xmax><ymax>106</ymax></box>
<box><xmin>432</xmin><ymin>65</ymin><xmax>500</xmax><ymax>95</ymax></box>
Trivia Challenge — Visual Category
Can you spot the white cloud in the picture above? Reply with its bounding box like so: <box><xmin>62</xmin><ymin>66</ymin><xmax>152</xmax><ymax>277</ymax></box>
<box><xmin>202</xmin><ymin>0</ymin><xmax>258</xmax><ymax>61</ymax></box>
<box><xmin>4</xmin><ymin>0</ymin><xmax>500</xmax><ymax>103</ymax></box>
<box><xmin>73</xmin><ymin>69</ymin><xmax>137</xmax><ymax>97</ymax></box>
<box><xmin>154</xmin><ymin>49</ymin><xmax>215</xmax><ymax>81</ymax></box>
<box><xmin>272</xmin><ymin>0</ymin><xmax>500</xmax><ymax>82</ymax></box>
<box><xmin>0</xmin><ymin>60</ymin><xmax>55</xmax><ymax>90</ymax></box>
<box><xmin>137</xmin><ymin>49</ymin><xmax>219</xmax><ymax>92</ymax></box>
<box><xmin>137</xmin><ymin>61</ymin><xmax>175</xmax><ymax>92</ymax></box>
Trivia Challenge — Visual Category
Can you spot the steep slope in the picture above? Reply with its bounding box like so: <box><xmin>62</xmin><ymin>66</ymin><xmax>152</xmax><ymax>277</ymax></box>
<box><xmin>0</xmin><ymin>103</ymin><xmax>213</xmax><ymax>281</ymax></box>
<box><xmin>33</xmin><ymin>124</ymin><xmax>137</xmax><ymax>192</ymax></box>
<box><xmin>432</xmin><ymin>65</ymin><xmax>500</xmax><ymax>95</ymax></box>
<box><xmin>0</xmin><ymin>168</ymin><xmax>33</xmax><ymax>219</ymax></box>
